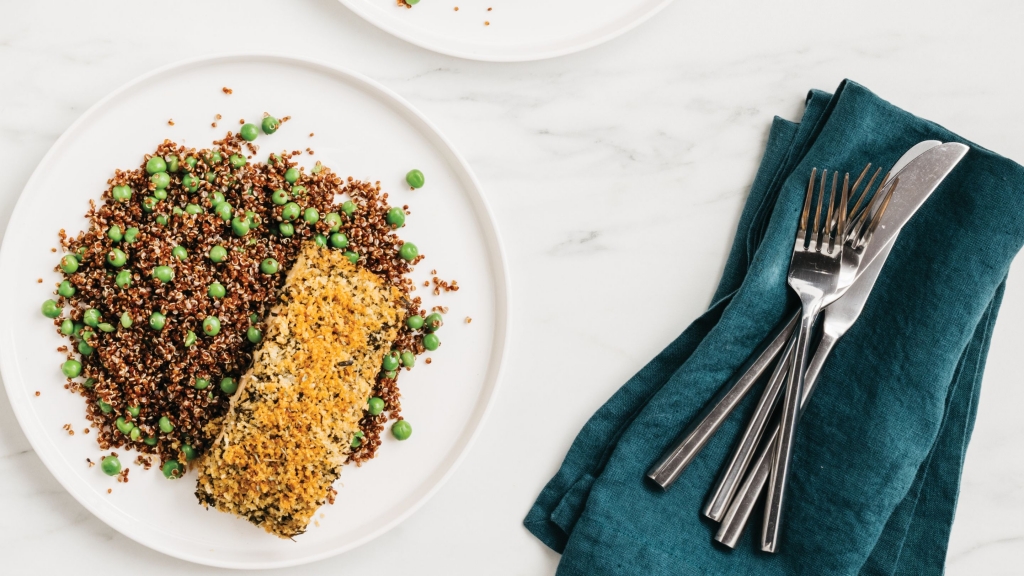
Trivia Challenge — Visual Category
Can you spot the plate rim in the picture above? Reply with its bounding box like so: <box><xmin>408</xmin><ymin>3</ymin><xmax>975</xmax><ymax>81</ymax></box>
<box><xmin>0</xmin><ymin>52</ymin><xmax>511</xmax><ymax>569</ymax></box>
<box><xmin>337</xmin><ymin>0</ymin><xmax>677</xmax><ymax>62</ymax></box>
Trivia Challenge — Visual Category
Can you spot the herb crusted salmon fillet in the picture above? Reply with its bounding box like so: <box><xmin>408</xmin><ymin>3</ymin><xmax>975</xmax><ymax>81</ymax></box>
<box><xmin>196</xmin><ymin>242</ymin><xmax>406</xmax><ymax>538</ymax></box>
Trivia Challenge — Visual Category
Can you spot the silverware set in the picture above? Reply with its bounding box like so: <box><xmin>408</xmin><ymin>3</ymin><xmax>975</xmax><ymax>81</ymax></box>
<box><xmin>646</xmin><ymin>141</ymin><xmax>970</xmax><ymax>551</ymax></box>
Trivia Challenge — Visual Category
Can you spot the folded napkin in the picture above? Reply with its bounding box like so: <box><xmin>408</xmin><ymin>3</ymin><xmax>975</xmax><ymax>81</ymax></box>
<box><xmin>524</xmin><ymin>80</ymin><xmax>1024</xmax><ymax>575</ymax></box>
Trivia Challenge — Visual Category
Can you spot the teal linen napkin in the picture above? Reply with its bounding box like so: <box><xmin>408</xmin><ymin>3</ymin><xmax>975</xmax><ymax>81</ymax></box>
<box><xmin>524</xmin><ymin>80</ymin><xmax>1024</xmax><ymax>575</ymax></box>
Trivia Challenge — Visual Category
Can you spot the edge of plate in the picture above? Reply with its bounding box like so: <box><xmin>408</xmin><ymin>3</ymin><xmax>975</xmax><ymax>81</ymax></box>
<box><xmin>336</xmin><ymin>0</ymin><xmax>677</xmax><ymax>62</ymax></box>
<box><xmin>0</xmin><ymin>52</ymin><xmax>511</xmax><ymax>570</ymax></box>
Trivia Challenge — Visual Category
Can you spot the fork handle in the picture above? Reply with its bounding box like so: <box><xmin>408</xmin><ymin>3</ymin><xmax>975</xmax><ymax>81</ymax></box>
<box><xmin>646</xmin><ymin>313</ymin><xmax>798</xmax><ymax>489</ymax></box>
<box><xmin>704</xmin><ymin>337</ymin><xmax>795</xmax><ymax>521</ymax></box>
<box><xmin>716</xmin><ymin>329</ymin><xmax>839</xmax><ymax>548</ymax></box>
<box><xmin>762</xmin><ymin>303</ymin><xmax>819</xmax><ymax>552</ymax></box>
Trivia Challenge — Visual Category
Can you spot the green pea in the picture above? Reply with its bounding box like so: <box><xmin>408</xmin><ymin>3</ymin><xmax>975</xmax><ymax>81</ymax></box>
<box><xmin>83</xmin><ymin>308</ymin><xmax>101</xmax><ymax>327</ymax></box>
<box><xmin>209</xmin><ymin>245</ymin><xmax>228</xmax><ymax>262</ymax></box>
<box><xmin>341</xmin><ymin>201</ymin><xmax>356</xmax><ymax>218</ymax></box>
<box><xmin>59</xmin><ymin>254</ymin><xmax>79</xmax><ymax>274</ymax></box>
<box><xmin>291</xmin><ymin>185</ymin><xmax>306</xmax><ymax>196</ymax></box>
<box><xmin>368</xmin><ymin>397</ymin><xmax>385</xmax><ymax>415</ymax></box>
<box><xmin>384</xmin><ymin>370</ymin><xmax>397</xmax><ymax>379</ymax></box>
<box><xmin>166</xmin><ymin>155</ymin><xmax>180</xmax><ymax>173</ymax></box>
<box><xmin>239</xmin><ymin>123</ymin><xmax>258</xmax><ymax>141</ymax></box>
<box><xmin>405</xmin><ymin>169</ymin><xmax>425</xmax><ymax>189</ymax></box>
<box><xmin>152</xmin><ymin>188</ymin><xmax>167</xmax><ymax>200</ymax></box>
<box><xmin>152</xmin><ymin>265</ymin><xmax>174</xmax><ymax>283</ymax></box>
<box><xmin>281</xmin><ymin>202</ymin><xmax>300</xmax><ymax>221</ymax></box>
<box><xmin>167</xmin><ymin>247</ymin><xmax>186</xmax><ymax>263</ymax></box>
<box><xmin>98</xmin><ymin>323</ymin><xmax>115</xmax><ymax>333</ymax></box>
<box><xmin>329</xmin><ymin>232</ymin><xmax>348</xmax><ymax>249</ymax></box>
<box><xmin>182</xmin><ymin>174</ymin><xmax>200</xmax><ymax>193</ymax></box>
<box><xmin>185</xmin><ymin>156</ymin><xmax>198</xmax><ymax>169</ymax></box>
<box><xmin>150</xmin><ymin>171</ymin><xmax>170</xmax><ymax>190</ymax></box>
<box><xmin>406</xmin><ymin>314</ymin><xmax>424</xmax><ymax>330</ymax></box>
<box><xmin>209</xmin><ymin>191</ymin><xmax>225</xmax><ymax>207</ymax></box>
<box><xmin>272</xmin><ymin>189</ymin><xmax>289</xmax><ymax>205</ymax></box>
<box><xmin>124</xmin><ymin>227</ymin><xmax>140</xmax><ymax>243</ymax></box>
<box><xmin>230</xmin><ymin>154</ymin><xmax>246</xmax><ymax>169</ymax></box>
<box><xmin>260</xmin><ymin>258</ymin><xmax>279</xmax><ymax>274</ymax></box>
<box><xmin>386</xmin><ymin>207</ymin><xmax>406</xmax><ymax>228</ymax></box>
<box><xmin>344</xmin><ymin>251</ymin><xmax>359</xmax><ymax>264</ymax></box>
<box><xmin>312</xmin><ymin>161</ymin><xmax>323</xmax><ymax>174</ymax></box>
<box><xmin>205</xmin><ymin>171</ymin><xmax>217</xmax><ymax>183</ymax></box>
<box><xmin>400</xmin><ymin>351</ymin><xmax>415</xmax><ymax>368</ymax></box>
<box><xmin>42</xmin><ymin>299</ymin><xmax>62</xmax><ymax>318</ymax></box>
<box><xmin>75</xmin><ymin>246</ymin><xmax>87</xmax><ymax>259</ymax></box>
<box><xmin>181</xmin><ymin>444</ymin><xmax>197</xmax><ymax>461</ymax></box>
<box><xmin>129</xmin><ymin>427</ymin><xmax>141</xmax><ymax>441</ymax></box>
<box><xmin>184</xmin><ymin>330</ymin><xmax>197</xmax><ymax>347</ymax></box>
<box><xmin>202</xmin><ymin>316</ymin><xmax>221</xmax><ymax>336</ymax></box>
<box><xmin>142</xmin><ymin>196</ymin><xmax>159</xmax><ymax>213</ymax></box>
<box><xmin>231</xmin><ymin>217</ymin><xmax>250</xmax><ymax>237</ymax></box>
<box><xmin>246</xmin><ymin>210</ymin><xmax>261</xmax><ymax>229</ymax></box>
<box><xmin>246</xmin><ymin>327</ymin><xmax>262</xmax><ymax>343</ymax></box>
<box><xmin>284</xmin><ymin>167</ymin><xmax>299</xmax><ymax>184</ymax></box>
<box><xmin>423</xmin><ymin>333</ymin><xmax>440</xmax><ymax>351</ymax></box>
<box><xmin>143</xmin><ymin>435</ymin><xmax>157</xmax><ymax>446</ymax></box>
<box><xmin>382</xmin><ymin>352</ymin><xmax>400</xmax><ymax>372</ymax></box>
<box><xmin>172</xmin><ymin>206</ymin><xmax>184</xmax><ymax>216</ymax></box>
<box><xmin>111</xmin><ymin>185</ymin><xmax>132</xmax><ymax>203</ymax></box>
<box><xmin>269</xmin><ymin>153</ymin><xmax>282</xmax><ymax>165</ymax></box>
<box><xmin>391</xmin><ymin>420</ymin><xmax>412</xmax><ymax>440</ymax></box>
<box><xmin>207</xmin><ymin>150</ymin><xmax>223</xmax><ymax>165</ymax></box>
<box><xmin>146</xmin><ymin>156</ymin><xmax>166</xmax><ymax>174</ymax></box>
<box><xmin>120</xmin><ymin>311</ymin><xmax>132</xmax><ymax>328</ymax></box>
<box><xmin>278</xmin><ymin>222</ymin><xmax>294</xmax><ymax>237</ymax></box>
<box><xmin>149</xmin><ymin>312</ymin><xmax>166</xmax><ymax>330</ymax></box>
<box><xmin>262</xmin><ymin>116</ymin><xmax>279</xmax><ymax>134</ymax></box>
<box><xmin>215</xmin><ymin>201</ymin><xmax>233</xmax><ymax>222</ymax></box>
<box><xmin>158</xmin><ymin>416</ymin><xmax>173</xmax><ymax>433</ymax></box>
<box><xmin>61</xmin><ymin>359</ymin><xmax>82</xmax><ymax>378</ymax></box>
<box><xmin>78</xmin><ymin>341</ymin><xmax>94</xmax><ymax>356</ymax></box>
<box><xmin>101</xmin><ymin>455</ymin><xmax>121</xmax><ymax>476</ymax></box>
<box><xmin>115</xmin><ymin>417</ymin><xmax>134</xmax><ymax>435</ymax></box>
<box><xmin>424</xmin><ymin>312</ymin><xmax>443</xmax><ymax>332</ymax></box>
<box><xmin>184</xmin><ymin>203</ymin><xmax>202</xmax><ymax>216</ymax></box>
<box><xmin>194</xmin><ymin>377</ymin><xmax>209</xmax><ymax>390</ymax></box>
<box><xmin>303</xmin><ymin>207</ymin><xmax>319</xmax><ymax>224</ymax></box>
<box><xmin>115</xmin><ymin>270</ymin><xmax>132</xmax><ymax>289</ymax></box>
<box><xmin>208</xmin><ymin>282</ymin><xmax>226</xmax><ymax>299</ymax></box>
<box><xmin>351</xmin><ymin>431</ymin><xmax>364</xmax><ymax>449</ymax></box>
<box><xmin>249</xmin><ymin>313</ymin><xmax>259</xmax><ymax>324</ymax></box>
<box><xmin>83</xmin><ymin>378</ymin><xmax>96</xmax><ymax>389</ymax></box>
<box><xmin>107</xmin><ymin>225</ymin><xmax>123</xmax><ymax>243</ymax></box>
<box><xmin>155</xmin><ymin>214</ymin><xmax>169</xmax><ymax>227</ymax></box>
<box><xmin>162</xmin><ymin>460</ymin><xmax>183</xmax><ymax>479</ymax></box>
<box><xmin>314</xmin><ymin>233</ymin><xmax>327</xmax><ymax>247</ymax></box>
<box><xmin>80</xmin><ymin>328</ymin><xmax>95</xmax><ymax>343</ymax></box>
<box><xmin>127</xmin><ymin>405</ymin><xmax>140</xmax><ymax>418</ymax></box>
<box><xmin>60</xmin><ymin>319</ymin><xmax>75</xmax><ymax>335</ymax></box>
<box><xmin>220</xmin><ymin>377</ymin><xmax>237</xmax><ymax>394</ymax></box>
<box><xmin>324</xmin><ymin>212</ymin><xmax>342</xmax><ymax>232</ymax></box>
<box><xmin>97</xmin><ymin>399</ymin><xmax>113</xmax><ymax>414</ymax></box>
<box><xmin>399</xmin><ymin>242</ymin><xmax>418</xmax><ymax>261</ymax></box>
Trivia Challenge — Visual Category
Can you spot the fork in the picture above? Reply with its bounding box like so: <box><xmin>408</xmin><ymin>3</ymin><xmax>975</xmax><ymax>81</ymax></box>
<box><xmin>703</xmin><ymin>166</ymin><xmax>894</xmax><ymax>522</ymax></box>
<box><xmin>761</xmin><ymin>168</ymin><xmax>848</xmax><ymax>552</ymax></box>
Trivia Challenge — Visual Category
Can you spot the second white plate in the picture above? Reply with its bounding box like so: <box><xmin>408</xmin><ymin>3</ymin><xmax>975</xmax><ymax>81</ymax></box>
<box><xmin>339</xmin><ymin>0</ymin><xmax>676</xmax><ymax>61</ymax></box>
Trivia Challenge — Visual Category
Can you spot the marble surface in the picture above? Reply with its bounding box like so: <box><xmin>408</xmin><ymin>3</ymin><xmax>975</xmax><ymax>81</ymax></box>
<box><xmin>1</xmin><ymin>0</ymin><xmax>1022</xmax><ymax>573</ymax></box>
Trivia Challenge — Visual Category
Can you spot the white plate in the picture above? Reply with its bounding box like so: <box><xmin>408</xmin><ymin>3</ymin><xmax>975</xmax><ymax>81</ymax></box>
<box><xmin>0</xmin><ymin>54</ymin><xmax>509</xmax><ymax>569</ymax></box>
<box><xmin>339</xmin><ymin>0</ymin><xmax>676</xmax><ymax>61</ymax></box>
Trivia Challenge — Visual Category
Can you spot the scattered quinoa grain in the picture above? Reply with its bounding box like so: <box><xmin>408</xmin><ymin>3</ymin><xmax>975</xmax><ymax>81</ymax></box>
<box><xmin>222</xmin><ymin>87</ymin><xmax>233</xmax><ymax>95</ymax></box>
<box><xmin>35</xmin><ymin>391</ymin><xmax>40</xmax><ymax>396</ymax></box>
<box><xmin>168</xmin><ymin>119</ymin><xmax>175</xmax><ymax>126</ymax></box>
<box><xmin>465</xmin><ymin>316</ymin><xmax>472</xmax><ymax>324</ymax></box>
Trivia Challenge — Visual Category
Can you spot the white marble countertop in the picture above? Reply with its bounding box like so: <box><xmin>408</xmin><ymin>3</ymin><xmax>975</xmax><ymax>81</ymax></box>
<box><xmin>1</xmin><ymin>0</ymin><xmax>1022</xmax><ymax>574</ymax></box>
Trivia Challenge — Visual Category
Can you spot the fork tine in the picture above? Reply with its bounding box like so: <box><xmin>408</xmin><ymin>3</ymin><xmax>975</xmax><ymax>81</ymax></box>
<box><xmin>812</xmin><ymin>170</ymin><xmax>826</xmax><ymax>250</ymax></box>
<box><xmin>848</xmin><ymin>167</ymin><xmax>882</xmax><ymax>230</ymax></box>
<box><xmin>846</xmin><ymin>163</ymin><xmax>871</xmax><ymax>216</ymax></box>
<box><xmin>851</xmin><ymin>170</ymin><xmax>891</xmax><ymax>246</ymax></box>
<box><xmin>799</xmin><ymin>168</ymin><xmax>816</xmax><ymax>244</ymax></box>
<box><xmin>863</xmin><ymin>177</ymin><xmax>899</xmax><ymax>244</ymax></box>
<box><xmin>824</xmin><ymin>171</ymin><xmax>837</xmax><ymax>249</ymax></box>
<box><xmin>837</xmin><ymin>173</ymin><xmax>849</xmax><ymax>246</ymax></box>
